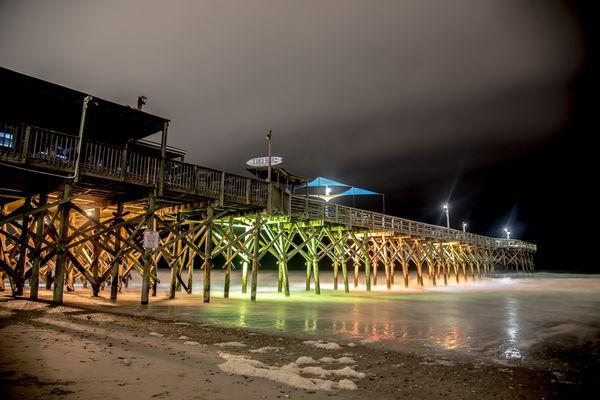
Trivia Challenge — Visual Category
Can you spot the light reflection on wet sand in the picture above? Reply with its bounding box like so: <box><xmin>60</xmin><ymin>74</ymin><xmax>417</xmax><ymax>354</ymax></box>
<box><xmin>56</xmin><ymin>270</ymin><xmax>600</xmax><ymax>366</ymax></box>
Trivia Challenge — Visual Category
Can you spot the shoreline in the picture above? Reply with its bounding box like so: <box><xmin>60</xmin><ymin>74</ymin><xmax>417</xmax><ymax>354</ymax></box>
<box><xmin>1</xmin><ymin>294</ymin><xmax>595</xmax><ymax>399</ymax></box>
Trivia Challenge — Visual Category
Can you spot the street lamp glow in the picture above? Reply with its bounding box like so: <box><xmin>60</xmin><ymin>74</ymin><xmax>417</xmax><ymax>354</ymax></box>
<box><xmin>462</xmin><ymin>222</ymin><xmax>467</xmax><ymax>232</ymax></box>
<box><xmin>325</xmin><ymin>186</ymin><xmax>331</xmax><ymax>196</ymax></box>
<box><xmin>504</xmin><ymin>228</ymin><xmax>511</xmax><ymax>239</ymax></box>
<box><xmin>442</xmin><ymin>203</ymin><xmax>450</xmax><ymax>229</ymax></box>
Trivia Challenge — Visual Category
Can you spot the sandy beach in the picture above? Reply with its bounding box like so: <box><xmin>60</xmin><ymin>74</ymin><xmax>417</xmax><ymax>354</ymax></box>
<box><xmin>1</xmin><ymin>273</ymin><xmax>598</xmax><ymax>399</ymax></box>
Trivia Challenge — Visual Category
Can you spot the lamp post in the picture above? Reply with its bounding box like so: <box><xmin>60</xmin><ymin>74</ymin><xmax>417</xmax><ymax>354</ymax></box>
<box><xmin>504</xmin><ymin>228</ymin><xmax>511</xmax><ymax>239</ymax></box>
<box><xmin>462</xmin><ymin>222</ymin><xmax>467</xmax><ymax>232</ymax></box>
<box><xmin>443</xmin><ymin>203</ymin><xmax>450</xmax><ymax>229</ymax></box>
<box><xmin>266</xmin><ymin>130</ymin><xmax>272</xmax><ymax>183</ymax></box>
<box><xmin>266</xmin><ymin>130</ymin><xmax>272</xmax><ymax>213</ymax></box>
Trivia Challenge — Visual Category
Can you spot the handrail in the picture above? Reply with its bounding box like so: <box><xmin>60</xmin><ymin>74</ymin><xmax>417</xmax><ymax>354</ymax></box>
<box><xmin>289</xmin><ymin>195</ymin><xmax>536</xmax><ymax>251</ymax></box>
<box><xmin>0</xmin><ymin>122</ymin><xmax>270</xmax><ymax>206</ymax></box>
<box><xmin>0</xmin><ymin>121</ymin><xmax>536</xmax><ymax>251</ymax></box>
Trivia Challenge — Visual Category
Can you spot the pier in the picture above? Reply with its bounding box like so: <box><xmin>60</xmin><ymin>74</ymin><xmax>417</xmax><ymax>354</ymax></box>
<box><xmin>0</xmin><ymin>67</ymin><xmax>536</xmax><ymax>305</ymax></box>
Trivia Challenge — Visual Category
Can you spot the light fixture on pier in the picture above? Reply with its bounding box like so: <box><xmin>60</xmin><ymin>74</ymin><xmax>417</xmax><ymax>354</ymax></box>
<box><xmin>442</xmin><ymin>203</ymin><xmax>450</xmax><ymax>229</ymax></box>
<box><xmin>462</xmin><ymin>222</ymin><xmax>467</xmax><ymax>232</ymax></box>
<box><xmin>504</xmin><ymin>227</ymin><xmax>511</xmax><ymax>239</ymax></box>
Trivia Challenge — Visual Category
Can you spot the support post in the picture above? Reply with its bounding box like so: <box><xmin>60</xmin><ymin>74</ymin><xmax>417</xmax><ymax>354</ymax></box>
<box><xmin>141</xmin><ymin>195</ymin><xmax>155</xmax><ymax>305</ymax></box>
<box><xmin>224</xmin><ymin>218</ymin><xmax>233</xmax><ymax>299</ymax></box>
<box><xmin>91</xmin><ymin>208</ymin><xmax>101</xmax><ymax>296</ymax></box>
<box><xmin>383</xmin><ymin>242</ymin><xmax>391</xmax><ymax>290</ymax></box>
<box><xmin>277</xmin><ymin>258</ymin><xmax>283</xmax><ymax>293</ymax></box>
<box><xmin>430</xmin><ymin>261</ymin><xmax>437</xmax><ymax>286</ymax></box>
<box><xmin>311</xmin><ymin>229</ymin><xmax>320</xmax><ymax>294</ymax></box>
<box><xmin>241</xmin><ymin>260</ymin><xmax>249</xmax><ymax>294</ymax></box>
<box><xmin>169</xmin><ymin>211</ymin><xmax>182</xmax><ymax>299</ymax></box>
<box><xmin>157</xmin><ymin>121</ymin><xmax>169</xmax><ymax>196</ymax></box>
<box><xmin>29</xmin><ymin>193</ymin><xmax>47</xmax><ymax>299</ymax></box>
<box><xmin>333</xmin><ymin>260</ymin><xmax>339</xmax><ymax>290</ymax></box>
<box><xmin>110</xmin><ymin>203</ymin><xmax>123</xmax><ymax>300</ymax></box>
<box><xmin>402</xmin><ymin>261</ymin><xmax>409</xmax><ymax>288</ymax></box>
<box><xmin>341</xmin><ymin>257</ymin><xmax>349</xmax><ymax>293</ymax></box>
<box><xmin>186</xmin><ymin>223</ymin><xmax>194</xmax><ymax>293</ymax></box>
<box><xmin>281</xmin><ymin>258</ymin><xmax>290</xmax><ymax>297</ymax></box>
<box><xmin>13</xmin><ymin>196</ymin><xmax>31</xmax><ymax>296</ymax></box>
<box><xmin>203</xmin><ymin>206</ymin><xmax>213</xmax><ymax>303</ymax></box>
<box><xmin>53</xmin><ymin>182</ymin><xmax>73</xmax><ymax>305</ymax></box>
<box><xmin>250</xmin><ymin>214</ymin><xmax>261</xmax><ymax>301</ymax></box>
<box><xmin>305</xmin><ymin>261</ymin><xmax>312</xmax><ymax>291</ymax></box>
<box><xmin>364</xmin><ymin>251</ymin><xmax>371</xmax><ymax>291</ymax></box>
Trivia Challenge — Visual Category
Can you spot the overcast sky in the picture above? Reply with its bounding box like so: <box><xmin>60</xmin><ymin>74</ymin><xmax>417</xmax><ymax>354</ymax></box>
<box><xmin>0</xmin><ymin>0</ymin><xmax>587</xmax><ymax>244</ymax></box>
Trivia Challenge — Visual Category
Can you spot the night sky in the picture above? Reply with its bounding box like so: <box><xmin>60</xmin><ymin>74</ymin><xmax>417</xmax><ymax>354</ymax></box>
<box><xmin>0</xmin><ymin>1</ymin><xmax>594</xmax><ymax>270</ymax></box>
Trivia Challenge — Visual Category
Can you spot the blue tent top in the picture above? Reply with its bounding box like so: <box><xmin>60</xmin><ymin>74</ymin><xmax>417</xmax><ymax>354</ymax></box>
<box><xmin>307</xmin><ymin>176</ymin><xmax>350</xmax><ymax>187</ymax></box>
<box><xmin>340</xmin><ymin>187</ymin><xmax>381</xmax><ymax>196</ymax></box>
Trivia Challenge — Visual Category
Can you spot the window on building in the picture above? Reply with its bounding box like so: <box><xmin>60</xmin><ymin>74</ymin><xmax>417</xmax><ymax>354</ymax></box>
<box><xmin>0</xmin><ymin>132</ymin><xmax>14</xmax><ymax>148</ymax></box>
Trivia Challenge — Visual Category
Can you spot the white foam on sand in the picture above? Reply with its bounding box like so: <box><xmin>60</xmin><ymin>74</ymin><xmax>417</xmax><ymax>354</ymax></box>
<box><xmin>217</xmin><ymin>352</ymin><xmax>362</xmax><ymax>391</ymax></box>
<box><xmin>302</xmin><ymin>340</ymin><xmax>341</xmax><ymax>350</ymax></box>
<box><xmin>215</xmin><ymin>341</ymin><xmax>246</xmax><ymax>348</ymax></box>
<box><xmin>295</xmin><ymin>356</ymin><xmax>319</xmax><ymax>365</ymax></box>
<box><xmin>318</xmin><ymin>356</ymin><xmax>356</xmax><ymax>364</ymax></box>
<box><xmin>318</xmin><ymin>357</ymin><xmax>335</xmax><ymax>363</ymax></box>
<box><xmin>301</xmin><ymin>366</ymin><xmax>366</xmax><ymax>379</ymax></box>
<box><xmin>250</xmin><ymin>346</ymin><xmax>283</xmax><ymax>353</ymax></box>
<box><xmin>149</xmin><ymin>332</ymin><xmax>164</xmax><ymax>338</ymax></box>
<box><xmin>183</xmin><ymin>341</ymin><xmax>201</xmax><ymax>346</ymax></box>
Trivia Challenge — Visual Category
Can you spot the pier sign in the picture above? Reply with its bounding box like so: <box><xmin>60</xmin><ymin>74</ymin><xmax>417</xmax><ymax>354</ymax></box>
<box><xmin>246</xmin><ymin>156</ymin><xmax>283</xmax><ymax>167</ymax></box>
<box><xmin>143</xmin><ymin>230</ymin><xmax>160</xmax><ymax>249</ymax></box>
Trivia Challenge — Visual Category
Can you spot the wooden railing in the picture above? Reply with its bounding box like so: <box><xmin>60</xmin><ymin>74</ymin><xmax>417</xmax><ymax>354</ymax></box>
<box><xmin>0</xmin><ymin>122</ymin><xmax>269</xmax><ymax>206</ymax></box>
<box><xmin>0</xmin><ymin>122</ymin><xmax>536</xmax><ymax>251</ymax></box>
<box><xmin>288</xmin><ymin>196</ymin><xmax>537</xmax><ymax>251</ymax></box>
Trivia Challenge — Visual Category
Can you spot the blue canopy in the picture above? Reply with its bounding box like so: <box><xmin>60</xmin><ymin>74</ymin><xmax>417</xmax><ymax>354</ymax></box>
<box><xmin>340</xmin><ymin>187</ymin><xmax>380</xmax><ymax>196</ymax></box>
<box><xmin>307</xmin><ymin>177</ymin><xmax>349</xmax><ymax>188</ymax></box>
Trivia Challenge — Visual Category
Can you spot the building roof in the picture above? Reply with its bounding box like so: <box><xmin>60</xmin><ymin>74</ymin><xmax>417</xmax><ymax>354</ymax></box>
<box><xmin>0</xmin><ymin>66</ymin><xmax>169</xmax><ymax>144</ymax></box>
<box><xmin>306</xmin><ymin>176</ymin><xmax>349</xmax><ymax>187</ymax></box>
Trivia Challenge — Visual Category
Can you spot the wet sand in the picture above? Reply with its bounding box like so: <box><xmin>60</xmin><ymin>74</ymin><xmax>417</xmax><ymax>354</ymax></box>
<box><xmin>1</xmin><ymin>276</ymin><xmax>598</xmax><ymax>399</ymax></box>
<box><xmin>0</xmin><ymin>297</ymin><xmax>572</xmax><ymax>399</ymax></box>
<box><xmin>0</xmin><ymin>272</ymin><xmax>600</xmax><ymax>399</ymax></box>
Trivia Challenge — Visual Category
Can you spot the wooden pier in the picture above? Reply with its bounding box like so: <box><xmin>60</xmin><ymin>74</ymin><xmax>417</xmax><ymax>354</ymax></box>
<box><xmin>0</xmin><ymin>67</ymin><xmax>536</xmax><ymax>304</ymax></box>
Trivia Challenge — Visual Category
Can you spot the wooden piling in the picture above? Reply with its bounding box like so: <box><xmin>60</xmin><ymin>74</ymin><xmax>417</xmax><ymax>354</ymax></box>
<box><xmin>223</xmin><ymin>218</ymin><xmax>233</xmax><ymax>299</ymax></box>
<box><xmin>250</xmin><ymin>214</ymin><xmax>260</xmax><ymax>302</ymax></box>
<box><xmin>169</xmin><ymin>212</ymin><xmax>182</xmax><ymax>299</ymax></box>
<box><xmin>91</xmin><ymin>208</ymin><xmax>101</xmax><ymax>296</ymax></box>
<box><xmin>241</xmin><ymin>260</ymin><xmax>248</xmax><ymax>294</ymax></box>
<box><xmin>416</xmin><ymin>260</ymin><xmax>423</xmax><ymax>286</ymax></box>
<box><xmin>333</xmin><ymin>260</ymin><xmax>339</xmax><ymax>290</ymax></box>
<box><xmin>110</xmin><ymin>202</ymin><xmax>123</xmax><ymax>300</ymax></box>
<box><xmin>140</xmin><ymin>195</ymin><xmax>155</xmax><ymax>305</ymax></box>
<box><xmin>29</xmin><ymin>193</ymin><xmax>47</xmax><ymax>300</ymax></box>
<box><xmin>203</xmin><ymin>206</ymin><xmax>213</xmax><ymax>303</ymax></box>
<box><xmin>364</xmin><ymin>253</ymin><xmax>371</xmax><ymax>291</ymax></box>
<box><xmin>52</xmin><ymin>182</ymin><xmax>73</xmax><ymax>305</ymax></box>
